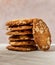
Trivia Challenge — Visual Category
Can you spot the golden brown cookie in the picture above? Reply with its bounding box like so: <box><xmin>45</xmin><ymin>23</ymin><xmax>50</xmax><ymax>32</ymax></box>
<box><xmin>6</xmin><ymin>45</ymin><xmax>38</xmax><ymax>51</ymax></box>
<box><xmin>9</xmin><ymin>40</ymin><xmax>35</xmax><ymax>46</ymax></box>
<box><xmin>7</xmin><ymin>25</ymin><xmax>33</xmax><ymax>31</ymax></box>
<box><xmin>6</xmin><ymin>19</ymin><xmax>33</xmax><ymax>26</ymax></box>
<box><xmin>9</xmin><ymin>35</ymin><xmax>33</xmax><ymax>41</ymax></box>
<box><xmin>33</xmin><ymin>18</ymin><xmax>51</xmax><ymax>51</ymax></box>
<box><xmin>6</xmin><ymin>29</ymin><xmax>32</xmax><ymax>35</ymax></box>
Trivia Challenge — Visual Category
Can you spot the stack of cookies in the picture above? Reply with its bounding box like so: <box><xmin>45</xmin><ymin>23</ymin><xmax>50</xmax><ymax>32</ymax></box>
<box><xmin>6</xmin><ymin>19</ymin><xmax>38</xmax><ymax>51</ymax></box>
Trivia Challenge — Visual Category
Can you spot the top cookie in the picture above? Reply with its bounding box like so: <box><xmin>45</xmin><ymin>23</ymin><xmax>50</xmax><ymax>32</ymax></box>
<box><xmin>6</xmin><ymin>19</ymin><xmax>33</xmax><ymax>26</ymax></box>
<box><xmin>33</xmin><ymin>18</ymin><xmax>51</xmax><ymax>51</ymax></box>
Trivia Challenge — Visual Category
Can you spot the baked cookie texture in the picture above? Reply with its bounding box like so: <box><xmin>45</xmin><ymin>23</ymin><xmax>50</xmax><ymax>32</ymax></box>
<box><xmin>6</xmin><ymin>45</ymin><xmax>38</xmax><ymax>52</ymax></box>
<box><xmin>6</xmin><ymin>19</ymin><xmax>33</xmax><ymax>26</ymax></box>
<box><xmin>6</xmin><ymin>29</ymin><xmax>32</xmax><ymax>35</ymax></box>
<box><xmin>7</xmin><ymin>25</ymin><xmax>32</xmax><ymax>31</ymax></box>
<box><xmin>33</xmin><ymin>18</ymin><xmax>51</xmax><ymax>51</ymax></box>
<box><xmin>9</xmin><ymin>40</ymin><xmax>35</xmax><ymax>46</ymax></box>
<box><xmin>9</xmin><ymin>35</ymin><xmax>33</xmax><ymax>41</ymax></box>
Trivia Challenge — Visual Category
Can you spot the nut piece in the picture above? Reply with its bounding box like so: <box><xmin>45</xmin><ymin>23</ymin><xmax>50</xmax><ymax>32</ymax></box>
<box><xmin>35</xmin><ymin>26</ymin><xmax>39</xmax><ymax>32</ymax></box>
<box><xmin>33</xmin><ymin>29</ymin><xmax>35</xmax><ymax>34</ymax></box>
<box><xmin>47</xmin><ymin>37</ymin><xmax>51</xmax><ymax>45</ymax></box>
<box><xmin>39</xmin><ymin>29</ymin><xmax>44</xmax><ymax>34</ymax></box>
<box><xmin>19</xmin><ymin>20</ymin><xmax>22</xmax><ymax>23</ymax></box>
<box><xmin>42</xmin><ymin>45</ymin><xmax>48</xmax><ymax>49</ymax></box>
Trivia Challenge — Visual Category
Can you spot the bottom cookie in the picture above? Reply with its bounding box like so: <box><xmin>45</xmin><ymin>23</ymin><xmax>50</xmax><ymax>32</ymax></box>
<box><xmin>6</xmin><ymin>45</ymin><xmax>38</xmax><ymax>51</ymax></box>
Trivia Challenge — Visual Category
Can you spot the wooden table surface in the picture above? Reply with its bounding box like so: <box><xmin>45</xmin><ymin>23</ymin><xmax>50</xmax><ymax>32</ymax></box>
<box><xmin>0</xmin><ymin>44</ymin><xmax>55</xmax><ymax>65</ymax></box>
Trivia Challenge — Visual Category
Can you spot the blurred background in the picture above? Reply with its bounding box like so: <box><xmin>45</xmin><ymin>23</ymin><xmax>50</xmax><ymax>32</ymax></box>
<box><xmin>0</xmin><ymin>0</ymin><xmax>55</xmax><ymax>44</ymax></box>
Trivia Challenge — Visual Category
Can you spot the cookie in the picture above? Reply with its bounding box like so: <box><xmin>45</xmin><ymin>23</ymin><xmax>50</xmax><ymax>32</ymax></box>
<box><xmin>33</xmin><ymin>18</ymin><xmax>51</xmax><ymax>51</ymax></box>
<box><xmin>6</xmin><ymin>45</ymin><xmax>38</xmax><ymax>51</ymax></box>
<box><xmin>9</xmin><ymin>40</ymin><xmax>35</xmax><ymax>46</ymax></box>
<box><xmin>9</xmin><ymin>35</ymin><xmax>33</xmax><ymax>41</ymax></box>
<box><xmin>6</xmin><ymin>29</ymin><xmax>32</xmax><ymax>35</ymax></box>
<box><xmin>7</xmin><ymin>25</ymin><xmax>32</xmax><ymax>31</ymax></box>
<box><xmin>6</xmin><ymin>19</ymin><xmax>33</xmax><ymax>26</ymax></box>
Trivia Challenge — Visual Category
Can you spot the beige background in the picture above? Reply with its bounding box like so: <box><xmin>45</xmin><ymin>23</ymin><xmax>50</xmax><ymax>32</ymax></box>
<box><xmin>0</xmin><ymin>0</ymin><xmax>55</xmax><ymax>65</ymax></box>
<box><xmin>0</xmin><ymin>0</ymin><xmax>55</xmax><ymax>43</ymax></box>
